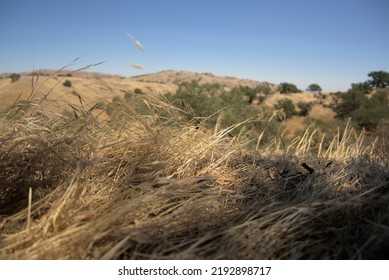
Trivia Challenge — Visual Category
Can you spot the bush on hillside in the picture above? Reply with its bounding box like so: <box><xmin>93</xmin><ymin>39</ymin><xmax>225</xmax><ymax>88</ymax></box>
<box><xmin>351</xmin><ymin>81</ymin><xmax>373</xmax><ymax>94</ymax></box>
<box><xmin>58</xmin><ymin>73</ymin><xmax>73</xmax><ymax>77</ymax></box>
<box><xmin>63</xmin><ymin>79</ymin><xmax>72</xmax><ymax>87</ymax></box>
<box><xmin>275</xmin><ymin>98</ymin><xmax>296</xmax><ymax>119</ymax></box>
<box><xmin>368</xmin><ymin>70</ymin><xmax>389</xmax><ymax>88</ymax></box>
<box><xmin>8</xmin><ymin>73</ymin><xmax>21</xmax><ymax>83</ymax></box>
<box><xmin>279</xmin><ymin>82</ymin><xmax>302</xmax><ymax>94</ymax></box>
<box><xmin>333</xmin><ymin>89</ymin><xmax>367</xmax><ymax>118</ymax></box>
<box><xmin>314</xmin><ymin>92</ymin><xmax>327</xmax><ymax>104</ymax></box>
<box><xmin>307</xmin><ymin>83</ymin><xmax>322</xmax><ymax>93</ymax></box>
<box><xmin>134</xmin><ymin>88</ymin><xmax>143</xmax><ymax>94</ymax></box>
<box><xmin>259</xmin><ymin>84</ymin><xmax>274</xmax><ymax>96</ymax></box>
<box><xmin>297</xmin><ymin>101</ymin><xmax>313</xmax><ymax>116</ymax></box>
<box><xmin>333</xmin><ymin>88</ymin><xmax>389</xmax><ymax>131</ymax></box>
<box><xmin>165</xmin><ymin>81</ymin><xmax>281</xmax><ymax>142</ymax></box>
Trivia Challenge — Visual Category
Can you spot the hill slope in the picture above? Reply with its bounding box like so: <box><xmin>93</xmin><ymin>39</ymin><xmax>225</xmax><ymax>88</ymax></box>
<box><xmin>1</xmin><ymin>69</ymin><xmax>337</xmax><ymax>135</ymax></box>
<box><xmin>1</xmin><ymin>69</ymin><xmax>276</xmax><ymax>110</ymax></box>
<box><xmin>0</xmin><ymin>72</ymin><xmax>176</xmax><ymax>112</ymax></box>
<box><xmin>130</xmin><ymin>70</ymin><xmax>276</xmax><ymax>89</ymax></box>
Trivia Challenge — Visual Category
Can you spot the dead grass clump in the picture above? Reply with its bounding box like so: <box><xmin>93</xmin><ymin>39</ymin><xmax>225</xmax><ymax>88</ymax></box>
<box><xmin>0</xmin><ymin>87</ymin><xmax>388</xmax><ymax>259</ymax></box>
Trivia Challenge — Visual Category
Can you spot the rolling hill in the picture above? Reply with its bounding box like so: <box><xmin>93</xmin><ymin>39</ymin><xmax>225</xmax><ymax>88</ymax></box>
<box><xmin>0</xmin><ymin>69</ymin><xmax>336</xmax><ymax>134</ymax></box>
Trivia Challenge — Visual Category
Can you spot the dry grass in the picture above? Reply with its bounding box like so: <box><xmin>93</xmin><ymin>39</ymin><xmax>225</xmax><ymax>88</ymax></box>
<box><xmin>0</xmin><ymin>78</ymin><xmax>388</xmax><ymax>260</ymax></box>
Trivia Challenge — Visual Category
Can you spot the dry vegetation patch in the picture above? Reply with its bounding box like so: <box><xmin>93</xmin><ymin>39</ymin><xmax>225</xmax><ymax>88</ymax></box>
<box><xmin>0</xmin><ymin>92</ymin><xmax>388</xmax><ymax>260</ymax></box>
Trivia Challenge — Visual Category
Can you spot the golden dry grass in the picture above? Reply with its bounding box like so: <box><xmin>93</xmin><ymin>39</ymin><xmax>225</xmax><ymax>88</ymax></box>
<box><xmin>0</xmin><ymin>70</ymin><xmax>270</xmax><ymax>113</ymax></box>
<box><xmin>0</xmin><ymin>72</ymin><xmax>175</xmax><ymax>112</ymax></box>
<box><xmin>0</xmin><ymin>77</ymin><xmax>388</xmax><ymax>260</ymax></box>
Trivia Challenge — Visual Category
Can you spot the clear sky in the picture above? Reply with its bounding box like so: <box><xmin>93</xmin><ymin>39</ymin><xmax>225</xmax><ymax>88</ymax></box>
<box><xmin>0</xmin><ymin>0</ymin><xmax>388</xmax><ymax>91</ymax></box>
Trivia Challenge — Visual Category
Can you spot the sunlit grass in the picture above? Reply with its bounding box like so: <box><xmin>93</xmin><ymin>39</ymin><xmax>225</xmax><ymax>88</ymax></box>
<box><xmin>0</xmin><ymin>69</ymin><xmax>388</xmax><ymax>260</ymax></box>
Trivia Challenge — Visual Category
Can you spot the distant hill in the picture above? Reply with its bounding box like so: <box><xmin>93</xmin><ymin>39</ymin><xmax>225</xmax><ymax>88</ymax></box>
<box><xmin>1</xmin><ymin>69</ymin><xmax>276</xmax><ymax>88</ymax></box>
<box><xmin>0</xmin><ymin>70</ymin><xmax>122</xmax><ymax>80</ymax></box>
<box><xmin>0</xmin><ymin>69</ymin><xmax>276</xmax><ymax>111</ymax></box>
<box><xmin>0</xmin><ymin>70</ymin><xmax>175</xmax><ymax>111</ymax></box>
<box><xmin>0</xmin><ymin>69</ymin><xmax>336</xmax><ymax>133</ymax></box>
<box><xmin>130</xmin><ymin>70</ymin><xmax>277</xmax><ymax>89</ymax></box>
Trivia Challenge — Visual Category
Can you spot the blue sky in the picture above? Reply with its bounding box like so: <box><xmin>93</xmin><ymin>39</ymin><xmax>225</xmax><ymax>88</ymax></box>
<box><xmin>0</xmin><ymin>0</ymin><xmax>388</xmax><ymax>91</ymax></box>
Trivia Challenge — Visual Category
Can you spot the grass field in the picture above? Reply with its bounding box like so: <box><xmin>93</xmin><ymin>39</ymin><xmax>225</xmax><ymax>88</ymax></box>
<box><xmin>0</xmin><ymin>73</ymin><xmax>388</xmax><ymax>260</ymax></box>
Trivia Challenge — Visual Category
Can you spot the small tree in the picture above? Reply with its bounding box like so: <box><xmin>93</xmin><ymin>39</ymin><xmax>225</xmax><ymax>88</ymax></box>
<box><xmin>63</xmin><ymin>79</ymin><xmax>72</xmax><ymax>87</ymax></box>
<box><xmin>8</xmin><ymin>73</ymin><xmax>21</xmax><ymax>83</ymax></box>
<box><xmin>279</xmin><ymin>82</ymin><xmax>302</xmax><ymax>94</ymax></box>
<box><xmin>351</xmin><ymin>81</ymin><xmax>373</xmax><ymax>94</ymax></box>
<box><xmin>333</xmin><ymin>89</ymin><xmax>368</xmax><ymax>118</ymax></box>
<box><xmin>332</xmin><ymin>88</ymin><xmax>389</xmax><ymax>130</ymax></box>
<box><xmin>368</xmin><ymin>71</ymin><xmax>389</xmax><ymax>88</ymax></box>
<box><xmin>307</xmin><ymin>83</ymin><xmax>322</xmax><ymax>93</ymax></box>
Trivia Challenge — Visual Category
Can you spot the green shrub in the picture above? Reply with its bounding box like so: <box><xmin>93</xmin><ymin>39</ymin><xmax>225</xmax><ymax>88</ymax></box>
<box><xmin>297</xmin><ymin>101</ymin><xmax>313</xmax><ymax>116</ymax></box>
<box><xmin>314</xmin><ymin>92</ymin><xmax>327</xmax><ymax>104</ymax></box>
<box><xmin>333</xmin><ymin>89</ymin><xmax>367</xmax><ymax>118</ymax></box>
<box><xmin>123</xmin><ymin>91</ymin><xmax>154</xmax><ymax>116</ymax></box>
<box><xmin>351</xmin><ymin>81</ymin><xmax>373</xmax><ymax>94</ymax></box>
<box><xmin>351</xmin><ymin>107</ymin><xmax>387</xmax><ymax>131</ymax></box>
<box><xmin>307</xmin><ymin>83</ymin><xmax>322</xmax><ymax>93</ymax></box>
<box><xmin>279</xmin><ymin>82</ymin><xmax>302</xmax><ymax>94</ymax></box>
<box><xmin>333</xmin><ymin>89</ymin><xmax>389</xmax><ymax>131</ymax></box>
<box><xmin>165</xmin><ymin>81</ymin><xmax>277</xmax><ymax>140</ymax></box>
<box><xmin>58</xmin><ymin>73</ymin><xmax>73</xmax><ymax>77</ymax></box>
<box><xmin>8</xmin><ymin>73</ymin><xmax>21</xmax><ymax>83</ymax></box>
<box><xmin>260</xmin><ymin>84</ymin><xmax>274</xmax><ymax>96</ymax></box>
<box><xmin>368</xmin><ymin>70</ymin><xmax>389</xmax><ymax>88</ymax></box>
<box><xmin>134</xmin><ymin>88</ymin><xmax>143</xmax><ymax>94</ymax></box>
<box><xmin>63</xmin><ymin>80</ymin><xmax>72</xmax><ymax>87</ymax></box>
<box><xmin>275</xmin><ymin>99</ymin><xmax>296</xmax><ymax>119</ymax></box>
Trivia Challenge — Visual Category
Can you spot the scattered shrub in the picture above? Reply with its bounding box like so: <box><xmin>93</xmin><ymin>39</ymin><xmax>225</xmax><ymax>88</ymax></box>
<box><xmin>275</xmin><ymin>98</ymin><xmax>296</xmax><ymax>119</ymax></box>
<box><xmin>58</xmin><ymin>73</ymin><xmax>73</xmax><ymax>77</ymax></box>
<box><xmin>63</xmin><ymin>80</ymin><xmax>72</xmax><ymax>87</ymax></box>
<box><xmin>8</xmin><ymin>73</ymin><xmax>21</xmax><ymax>83</ymax></box>
<box><xmin>279</xmin><ymin>82</ymin><xmax>302</xmax><ymax>94</ymax></box>
<box><xmin>333</xmin><ymin>89</ymin><xmax>367</xmax><ymax>118</ymax></box>
<box><xmin>134</xmin><ymin>88</ymin><xmax>142</xmax><ymax>94</ymax></box>
<box><xmin>307</xmin><ymin>83</ymin><xmax>322</xmax><ymax>93</ymax></box>
<box><xmin>165</xmin><ymin>81</ymin><xmax>280</xmax><ymax>142</ymax></box>
<box><xmin>297</xmin><ymin>101</ymin><xmax>313</xmax><ymax>116</ymax></box>
<box><xmin>314</xmin><ymin>92</ymin><xmax>327</xmax><ymax>104</ymax></box>
<box><xmin>351</xmin><ymin>81</ymin><xmax>373</xmax><ymax>94</ymax></box>
<box><xmin>368</xmin><ymin>70</ymin><xmax>389</xmax><ymax>88</ymax></box>
<box><xmin>333</xmin><ymin>89</ymin><xmax>389</xmax><ymax>131</ymax></box>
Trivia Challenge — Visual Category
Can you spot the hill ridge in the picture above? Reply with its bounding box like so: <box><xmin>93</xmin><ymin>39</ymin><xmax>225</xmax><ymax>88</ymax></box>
<box><xmin>1</xmin><ymin>69</ymin><xmax>276</xmax><ymax>89</ymax></box>
<box><xmin>129</xmin><ymin>69</ymin><xmax>276</xmax><ymax>89</ymax></box>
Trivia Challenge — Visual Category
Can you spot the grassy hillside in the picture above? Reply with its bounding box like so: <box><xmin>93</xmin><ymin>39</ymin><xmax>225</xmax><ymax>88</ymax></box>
<box><xmin>0</xmin><ymin>73</ymin><xmax>175</xmax><ymax>113</ymax></box>
<box><xmin>0</xmin><ymin>72</ymin><xmax>388</xmax><ymax>259</ymax></box>
<box><xmin>0</xmin><ymin>69</ymin><xmax>274</xmax><ymax>112</ymax></box>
